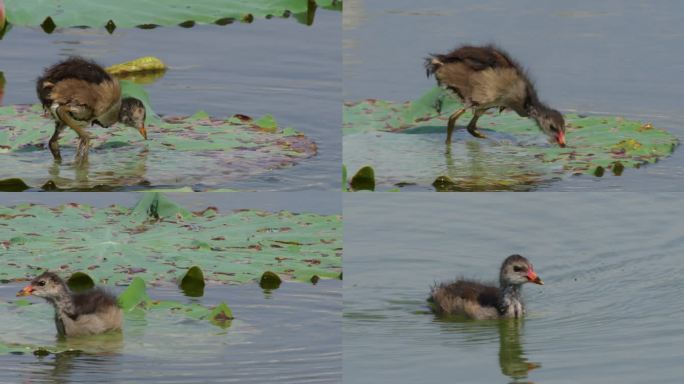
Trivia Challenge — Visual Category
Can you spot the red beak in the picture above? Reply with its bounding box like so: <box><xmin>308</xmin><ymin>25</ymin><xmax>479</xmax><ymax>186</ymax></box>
<box><xmin>17</xmin><ymin>285</ymin><xmax>34</xmax><ymax>297</ymax></box>
<box><xmin>527</xmin><ymin>270</ymin><xmax>544</xmax><ymax>285</ymax></box>
<box><xmin>556</xmin><ymin>131</ymin><xmax>566</xmax><ymax>148</ymax></box>
<box><xmin>139</xmin><ymin>124</ymin><xmax>148</xmax><ymax>140</ymax></box>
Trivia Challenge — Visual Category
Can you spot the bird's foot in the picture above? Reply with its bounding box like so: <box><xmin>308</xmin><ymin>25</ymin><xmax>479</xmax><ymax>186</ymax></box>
<box><xmin>50</xmin><ymin>149</ymin><xmax>63</xmax><ymax>163</ymax></box>
<box><xmin>467</xmin><ymin>127</ymin><xmax>487</xmax><ymax>139</ymax></box>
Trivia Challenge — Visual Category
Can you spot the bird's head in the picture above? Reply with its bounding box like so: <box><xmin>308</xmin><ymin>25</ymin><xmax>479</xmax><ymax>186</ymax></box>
<box><xmin>119</xmin><ymin>97</ymin><xmax>147</xmax><ymax>140</ymax></box>
<box><xmin>531</xmin><ymin>106</ymin><xmax>565</xmax><ymax>147</ymax></box>
<box><xmin>17</xmin><ymin>272</ymin><xmax>68</xmax><ymax>300</ymax></box>
<box><xmin>499</xmin><ymin>254</ymin><xmax>544</xmax><ymax>287</ymax></box>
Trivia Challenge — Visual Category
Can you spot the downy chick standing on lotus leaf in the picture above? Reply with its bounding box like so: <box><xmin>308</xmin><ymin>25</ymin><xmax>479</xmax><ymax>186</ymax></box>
<box><xmin>36</xmin><ymin>57</ymin><xmax>148</xmax><ymax>164</ymax></box>
<box><xmin>425</xmin><ymin>44</ymin><xmax>566</xmax><ymax>147</ymax></box>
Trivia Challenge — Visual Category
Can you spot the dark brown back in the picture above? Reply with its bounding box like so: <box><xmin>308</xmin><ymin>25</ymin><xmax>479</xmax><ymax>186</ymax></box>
<box><xmin>438</xmin><ymin>279</ymin><xmax>500</xmax><ymax>308</ymax></box>
<box><xmin>36</xmin><ymin>57</ymin><xmax>112</xmax><ymax>108</ymax></box>
<box><xmin>433</xmin><ymin>45</ymin><xmax>519</xmax><ymax>72</ymax></box>
<box><xmin>72</xmin><ymin>288</ymin><xmax>120</xmax><ymax>315</ymax></box>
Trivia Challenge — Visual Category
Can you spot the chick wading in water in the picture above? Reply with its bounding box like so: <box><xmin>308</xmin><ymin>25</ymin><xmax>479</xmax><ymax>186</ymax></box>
<box><xmin>36</xmin><ymin>57</ymin><xmax>147</xmax><ymax>164</ymax></box>
<box><xmin>17</xmin><ymin>271</ymin><xmax>123</xmax><ymax>337</ymax></box>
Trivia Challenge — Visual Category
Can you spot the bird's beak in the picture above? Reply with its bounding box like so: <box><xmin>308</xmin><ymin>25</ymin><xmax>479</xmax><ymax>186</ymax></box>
<box><xmin>527</xmin><ymin>270</ymin><xmax>544</xmax><ymax>285</ymax></box>
<box><xmin>139</xmin><ymin>124</ymin><xmax>148</xmax><ymax>140</ymax></box>
<box><xmin>556</xmin><ymin>131</ymin><xmax>566</xmax><ymax>148</ymax></box>
<box><xmin>17</xmin><ymin>285</ymin><xmax>34</xmax><ymax>297</ymax></box>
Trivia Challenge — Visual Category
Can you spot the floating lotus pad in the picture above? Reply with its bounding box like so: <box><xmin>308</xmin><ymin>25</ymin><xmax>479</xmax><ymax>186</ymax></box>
<box><xmin>3</xmin><ymin>0</ymin><xmax>340</xmax><ymax>30</ymax></box>
<box><xmin>0</xmin><ymin>97</ymin><xmax>316</xmax><ymax>191</ymax></box>
<box><xmin>0</xmin><ymin>193</ymin><xmax>342</xmax><ymax>285</ymax></box>
<box><xmin>343</xmin><ymin>87</ymin><xmax>678</xmax><ymax>191</ymax></box>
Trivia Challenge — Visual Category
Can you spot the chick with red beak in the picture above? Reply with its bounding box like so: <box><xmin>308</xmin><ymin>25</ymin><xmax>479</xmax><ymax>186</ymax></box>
<box><xmin>17</xmin><ymin>285</ymin><xmax>34</xmax><ymax>296</ymax></box>
<box><xmin>526</xmin><ymin>268</ymin><xmax>544</xmax><ymax>285</ymax></box>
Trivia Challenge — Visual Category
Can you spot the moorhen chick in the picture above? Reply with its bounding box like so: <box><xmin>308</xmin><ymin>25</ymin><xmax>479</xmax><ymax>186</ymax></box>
<box><xmin>429</xmin><ymin>255</ymin><xmax>543</xmax><ymax>319</ymax></box>
<box><xmin>17</xmin><ymin>272</ymin><xmax>123</xmax><ymax>337</ymax></box>
<box><xmin>36</xmin><ymin>57</ymin><xmax>147</xmax><ymax>164</ymax></box>
<box><xmin>425</xmin><ymin>44</ymin><xmax>566</xmax><ymax>147</ymax></box>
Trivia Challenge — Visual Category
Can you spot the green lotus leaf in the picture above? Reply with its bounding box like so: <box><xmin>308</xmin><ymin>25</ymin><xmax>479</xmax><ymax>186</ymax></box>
<box><xmin>3</xmin><ymin>0</ymin><xmax>340</xmax><ymax>30</ymax></box>
<box><xmin>349</xmin><ymin>165</ymin><xmax>375</xmax><ymax>191</ymax></box>
<box><xmin>66</xmin><ymin>271</ymin><xmax>95</xmax><ymax>292</ymax></box>
<box><xmin>118</xmin><ymin>277</ymin><xmax>149</xmax><ymax>311</ymax></box>
<box><xmin>0</xmin><ymin>193</ymin><xmax>342</xmax><ymax>285</ymax></box>
<box><xmin>209</xmin><ymin>302</ymin><xmax>234</xmax><ymax>328</ymax></box>
<box><xmin>180</xmin><ymin>266</ymin><xmax>206</xmax><ymax>297</ymax></box>
<box><xmin>0</xmin><ymin>82</ymin><xmax>316</xmax><ymax>191</ymax></box>
<box><xmin>259</xmin><ymin>271</ymin><xmax>282</xmax><ymax>290</ymax></box>
<box><xmin>343</xmin><ymin>87</ymin><xmax>678</xmax><ymax>191</ymax></box>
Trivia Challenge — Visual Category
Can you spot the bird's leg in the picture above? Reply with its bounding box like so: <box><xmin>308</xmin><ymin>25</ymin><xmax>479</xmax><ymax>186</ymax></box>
<box><xmin>48</xmin><ymin>122</ymin><xmax>66</xmax><ymax>162</ymax></box>
<box><xmin>466</xmin><ymin>109</ymin><xmax>487</xmax><ymax>139</ymax></box>
<box><xmin>55</xmin><ymin>106</ymin><xmax>91</xmax><ymax>165</ymax></box>
<box><xmin>445</xmin><ymin>108</ymin><xmax>467</xmax><ymax>144</ymax></box>
<box><xmin>75</xmin><ymin>136</ymin><xmax>91</xmax><ymax>165</ymax></box>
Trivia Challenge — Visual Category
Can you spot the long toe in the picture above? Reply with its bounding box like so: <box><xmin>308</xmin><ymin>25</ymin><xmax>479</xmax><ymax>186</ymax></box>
<box><xmin>469</xmin><ymin>130</ymin><xmax>487</xmax><ymax>139</ymax></box>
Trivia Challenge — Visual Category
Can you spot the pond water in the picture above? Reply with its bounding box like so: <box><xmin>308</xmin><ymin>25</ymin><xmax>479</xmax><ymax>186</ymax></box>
<box><xmin>0</xmin><ymin>280</ymin><xmax>341</xmax><ymax>383</ymax></box>
<box><xmin>343</xmin><ymin>193</ymin><xmax>684</xmax><ymax>383</ymax></box>
<box><xmin>344</xmin><ymin>0</ymin><xmax>684</xmax><ymax>191</ymax></box>
<box><xmin>1</xmin><ymin>10</ymin><xmax>341</xmax><ymax>191</ymax></box>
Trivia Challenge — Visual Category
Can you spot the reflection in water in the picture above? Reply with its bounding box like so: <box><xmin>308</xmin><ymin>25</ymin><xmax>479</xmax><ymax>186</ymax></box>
<box><xmin>498</xmin><ymin>320</ymin><xmax>540</xmax><ymax>383</ymax></box>
<box><xmin>29</xmin><ymin>333</ymin><xmax>124</xmax><ymax>384</ymax></box>
<box><xmin>441</xmin><ymin>139</ymin><xmax>543</xmax><ymax>192</ymax></box>
<box><xmin>435</xmin><ymin>317</ymin><xmax>540</xmax><ymax>383</ymax></box>
<box><xmin>47</xmin><ymin>146</ymin><xmax>150</xmax><ymax>190</ymax></box>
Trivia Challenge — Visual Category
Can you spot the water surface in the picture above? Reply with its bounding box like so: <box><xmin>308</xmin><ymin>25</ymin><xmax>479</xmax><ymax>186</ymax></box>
<box><xmin>344</xmin><ymin>193</ymin><xmax>684</xmax><ymax>383</ymax></box>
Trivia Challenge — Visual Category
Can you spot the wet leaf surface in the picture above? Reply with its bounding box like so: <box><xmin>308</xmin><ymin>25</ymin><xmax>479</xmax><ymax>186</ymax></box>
<box><xmin>343</xmin><ymin>87</ymin><xmax>678</xmax><ymax>191</ymax></box>
<box><xmin>0</xmin><ymin>193</ymin><xmax>342</xmax><ymax>285</ymax></box>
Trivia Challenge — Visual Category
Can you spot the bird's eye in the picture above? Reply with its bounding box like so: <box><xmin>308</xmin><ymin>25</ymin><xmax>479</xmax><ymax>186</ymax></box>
<box><xmin>513</xmin><ymin>266</ymin><xmax>525</xmax><ymax>272</ymax></box>
<box><xmin>37</xmin><ymin>280</ymin><xmax>46</xmax><ymax>287</ymax></box>
<box><xmin>550</xmin><ymin>125</ymin><xmax>557</xmax><ymax>132</ymax></box>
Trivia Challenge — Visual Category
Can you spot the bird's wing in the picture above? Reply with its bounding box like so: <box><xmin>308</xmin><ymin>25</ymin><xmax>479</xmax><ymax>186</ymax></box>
<box><xmin>49</xmin><ymin>78</ymin><xmax>121</xmax><ymax>122</ymax></box>
<box><xmin>440</xmin><ymin>279</ymin><xmax>499</xmax><ymax>306</ymax></box>
<box><xmin>72</xmin><ymin>289</ymin><xmax>120</xmax><ymax>315</ymax></box>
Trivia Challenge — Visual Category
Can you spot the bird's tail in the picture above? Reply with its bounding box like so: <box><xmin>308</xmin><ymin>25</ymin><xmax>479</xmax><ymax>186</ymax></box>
<box><xmin>36</xmin><ymin>80</ymin><xmax>54</xmax><ymax>110</ymax></box>
<box><xmin>424</xmin><ymin>56</ymin><xmax>443</xmax><ymax>78</ymax></box>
